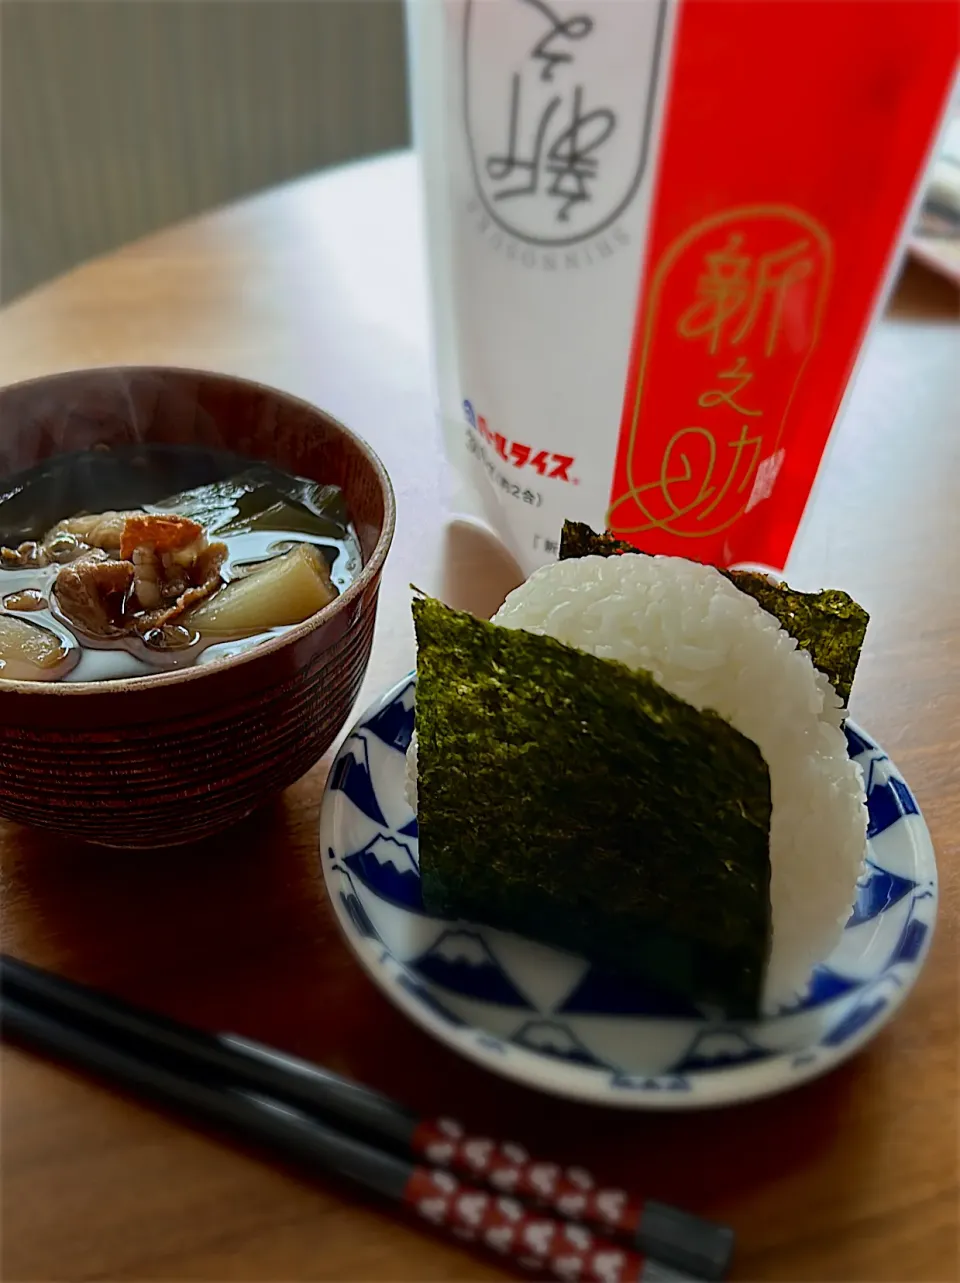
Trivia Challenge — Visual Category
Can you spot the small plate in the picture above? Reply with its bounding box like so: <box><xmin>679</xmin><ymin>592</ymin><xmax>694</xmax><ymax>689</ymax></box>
<box><xmin>319</xmin><ymin>676</ymin><xmax>937</xmax><ymax>1109</ymax></box>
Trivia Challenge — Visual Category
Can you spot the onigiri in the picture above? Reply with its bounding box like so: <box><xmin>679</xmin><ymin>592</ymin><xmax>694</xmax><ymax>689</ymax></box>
<box><xmin>408</xmin><ymin>552</ymin><xmax>868</xmax><ymax>1012</ymax></box>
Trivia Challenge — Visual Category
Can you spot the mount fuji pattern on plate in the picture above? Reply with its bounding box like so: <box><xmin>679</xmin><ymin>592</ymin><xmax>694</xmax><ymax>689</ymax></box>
<box><xmin>319</xmin><ymin>676</ymin><xmax>937</xmax><ymax>1108</ymax></box>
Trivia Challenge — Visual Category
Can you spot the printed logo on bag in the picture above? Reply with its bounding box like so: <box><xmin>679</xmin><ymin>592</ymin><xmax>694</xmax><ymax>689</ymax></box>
<box><xmin>463</xmin><ymin>0</ymin><xmax>668</xmax><ymax>247</ymax></box>
<box><xmin>609</xmin><ymin>207</ymin><xmax>833</xmax><ymax>545</ymax></box>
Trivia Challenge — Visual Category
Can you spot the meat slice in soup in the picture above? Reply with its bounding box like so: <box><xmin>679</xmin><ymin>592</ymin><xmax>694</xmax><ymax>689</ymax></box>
<box><xmin>1</xmin><ymin>542</ymin><xmax>47</xmax><ymax>570</ymax></box>
<box><xmin>44</xmin><ymin>508</ymin><xmax>140</xmax><ymax>559</ymax></box>
<box><xmin>119</xmin><ymin>513</ymin><xmax>222</xmax><ymax>618</ymax></box>
<box><xmin>133</xmin><ymin>538</ymin><xmax>227</xmax><ymax>633</ymax></box>
<box><xmin>53</xmin><ymin>514</ymin><xmax>227</xmax><ymax>637</ymax></box>
<box><xmin>54</xmin><ymin>552</ymin><xmax>136</xmax><ymax>638</ymax></box>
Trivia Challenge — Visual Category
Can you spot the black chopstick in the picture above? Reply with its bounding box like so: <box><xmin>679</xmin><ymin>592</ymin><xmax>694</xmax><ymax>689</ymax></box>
<box><xmin>1</xmin><ymin>953</ymin><xmax>417</xmax><ymax>1148</ymax></box>
<box><xmin>1</xmin><ymin>954</ymin><xmax>732</xmax><ymax>1280</ymax></box>
<box><xmin>2</xmin><ymin>992</ymin><xmax>410</xmax><ymax>1195</ymax></box>
<box><xmin>3</xmin><ymin>991</ymin><xmax>699</xmax><ymax>1283</ymax></box>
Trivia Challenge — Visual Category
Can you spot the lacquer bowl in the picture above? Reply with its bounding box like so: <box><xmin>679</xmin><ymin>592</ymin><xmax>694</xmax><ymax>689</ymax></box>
<box><xmin>0</xmin><ymin>366</ymin><xmax>395</xmax><ymax>848</ymax></box>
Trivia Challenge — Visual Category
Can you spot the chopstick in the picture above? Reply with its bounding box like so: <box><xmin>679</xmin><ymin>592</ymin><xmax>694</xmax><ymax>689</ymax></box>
<box><xmin>1</xmin><ymin>954</ymin><xmax>732</xmax><ymax>1280</ymax></box>
<box><xmin>4</xmin><ymin>993</ymin><xmax>696</xmax><ymax>1283</ymax></box>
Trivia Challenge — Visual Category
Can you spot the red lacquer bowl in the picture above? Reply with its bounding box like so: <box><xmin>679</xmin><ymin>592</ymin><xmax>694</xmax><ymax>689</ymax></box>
<box><xmin>0</xmin><ymin>366</ymin><xmax>395</xmax><ymax>848</ymax></box>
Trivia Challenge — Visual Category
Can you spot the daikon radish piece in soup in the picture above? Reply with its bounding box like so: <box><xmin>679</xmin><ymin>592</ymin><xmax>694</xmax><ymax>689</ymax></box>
<box><xmin>0</xmin><ymin>614</ymin><xmax>71</xmax><ymax>681</ymax></box>
<box><xmin>184</xmin><ymin>544</ymin><xmax>336</xmax><ymax>636</ymax></box>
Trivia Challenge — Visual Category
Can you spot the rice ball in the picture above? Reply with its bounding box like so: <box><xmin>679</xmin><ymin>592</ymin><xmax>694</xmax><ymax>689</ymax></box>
<box><xmin>490</xmin><ymin>554</ymin><xmax>867</xmax><ymax>1010</ymax></box>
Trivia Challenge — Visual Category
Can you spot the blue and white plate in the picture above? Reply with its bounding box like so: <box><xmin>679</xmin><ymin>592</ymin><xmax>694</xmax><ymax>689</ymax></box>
<box><xmin>319</xmin><ymin>675</ymin><xmax>937</xmax><ymax>1108</ymax></box>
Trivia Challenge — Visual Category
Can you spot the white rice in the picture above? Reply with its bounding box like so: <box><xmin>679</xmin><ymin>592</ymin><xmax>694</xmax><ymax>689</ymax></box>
<box><xmin>487</xmin><ymin>555</ymin><xmax>867</xmax><ymax>1009</ymax></box>
<box><xmin>405</xmin><ymin>734</ymin><xmax>419</xmax><ymax>812</ymax></box>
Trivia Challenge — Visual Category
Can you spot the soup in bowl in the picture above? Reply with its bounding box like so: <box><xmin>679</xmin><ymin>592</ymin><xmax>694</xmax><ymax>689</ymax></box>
<box><xmin>0</xmin><ymin>366</ymin><xmax>395</xmax><ymax>848</ymax></box>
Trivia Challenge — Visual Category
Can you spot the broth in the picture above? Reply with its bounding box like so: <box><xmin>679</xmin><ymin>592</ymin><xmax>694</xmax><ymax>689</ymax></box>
<box><xmin>0</xmin><ymin>445</ymin><xmax>362</xmax><ymax>683</ymax></box>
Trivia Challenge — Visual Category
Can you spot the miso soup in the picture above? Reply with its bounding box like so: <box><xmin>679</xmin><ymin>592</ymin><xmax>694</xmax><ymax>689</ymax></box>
<box><xmin>0</xmin><ymin>445</ymin><xmax>361</xmax><ymax>683</ymax></box>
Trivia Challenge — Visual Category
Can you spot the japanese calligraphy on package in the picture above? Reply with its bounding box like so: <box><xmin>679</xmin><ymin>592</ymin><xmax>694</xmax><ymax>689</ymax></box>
<box><xmin>407</xmin><ymin>0</ymin><xmax>958</xmax><ymax>573</ymax></box>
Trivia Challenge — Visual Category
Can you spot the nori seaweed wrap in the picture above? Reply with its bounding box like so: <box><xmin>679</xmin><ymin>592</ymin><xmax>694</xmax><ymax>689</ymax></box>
<box><xmin>413</xmin><ymin>594</ymin><xmax>772</xmax><ymax>1017</ymax></box>
<box><xmin>559</xmin><ymin>521</ymin><xmax>869</xmax><ymax>705</ymax></box>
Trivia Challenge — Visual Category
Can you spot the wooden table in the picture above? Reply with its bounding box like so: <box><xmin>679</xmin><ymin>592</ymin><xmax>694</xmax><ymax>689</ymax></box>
<box><xmin>1</xmin><ymin>154</ymin><xmax>958</xmax><ymax>1282</ymax></box>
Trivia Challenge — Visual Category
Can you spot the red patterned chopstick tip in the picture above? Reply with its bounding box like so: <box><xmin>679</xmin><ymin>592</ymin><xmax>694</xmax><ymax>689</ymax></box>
<box><xmin>413</xmin><ymin>1118</ymin><xmax>643</xmax><ymax>1236</ymax></box>
<box><xmin>404</xmin><ymin>1166</ymin><xmax>646</xmax><ymax>1282</ymax></box>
